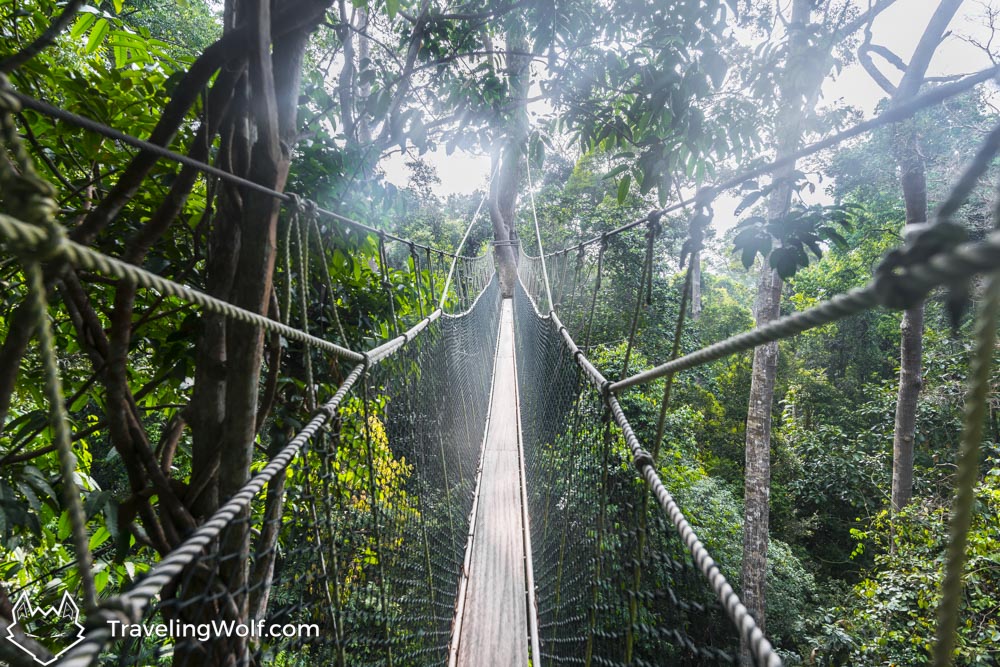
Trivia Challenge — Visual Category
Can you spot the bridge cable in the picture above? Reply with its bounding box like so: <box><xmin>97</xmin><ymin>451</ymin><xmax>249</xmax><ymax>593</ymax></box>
<box><xmin>533</xmin><ymin>62</ymin><xmax>1000</xmax><ymax>258</ymax></box>
<box><xmin>439</xmin><ymin>161</ymin><xmax>498</xmax><ymax>310</ymax></box>
<box><xmin>515</xmin><ymin>166</ymin><xmax>782</xmax><ymax>665</ymax></box>
<box><xmin>9</xmin><ymin>88</ymin><xmax>480</xmax><ymax>260</ymax></box>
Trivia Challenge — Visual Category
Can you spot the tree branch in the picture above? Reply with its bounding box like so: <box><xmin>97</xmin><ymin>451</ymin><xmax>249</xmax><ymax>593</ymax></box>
<box><xmin>0</xmin><ymin>0</ymin><xmax>85</xmax><ymax>73</ymax></box>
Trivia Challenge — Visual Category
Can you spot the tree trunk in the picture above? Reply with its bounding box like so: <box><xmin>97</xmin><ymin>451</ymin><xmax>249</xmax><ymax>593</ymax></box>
<box><xmin>489</xmin><ymin>22</ymin><xmax>530</xmax><ymax>297</ymax></box>
<box><xmin>887</xmin><ymin>0</ymin><xmax>962</xmax><ymax>512</ymax></box>
<box><xmin>690</xmin><ymin>250</ymin><xmax>701</xmax><ymax>321</ymax></box>
<box><xmin>180</xmin><ymin>1</ymin><xmax>318</xmax><ymax>664</ymax></box>
<box><xmin>742</xmin><ymin>263</ymin><xmax>781</xmax><ymax>637</ymax></box>
<box><xmin>740</xmin><ymin>0</ymin><xmax>810</xmax><ymax>656</ymax></box>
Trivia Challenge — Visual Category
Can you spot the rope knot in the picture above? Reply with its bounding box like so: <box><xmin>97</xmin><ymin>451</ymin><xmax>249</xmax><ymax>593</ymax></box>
<box><xmin>632</xmin><ymin>448</ymin><xmax>655</xmax><ymax>471</ymax></box>
<box><xmin>874</xmin><ymin>220</ymin><xmax>968</xmax><ymax>316</ymax></box>
<box><xmin>646</xmin><ymin>213</ymin><xmax>662</xmax><ymax>238</ymax></box>
<box><xmin>318</xmin><ymin>401</ymin><xmax>339</xmax><ymax>420</ymax></box>
<box><xmin>600</xmin><ymin>378</ymin><xmax>613</xmax><ymax>399</ymax></box>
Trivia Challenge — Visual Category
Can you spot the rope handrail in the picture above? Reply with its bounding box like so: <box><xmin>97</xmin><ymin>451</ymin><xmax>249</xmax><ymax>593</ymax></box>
<box><xmin>610</xmin><ymin>228</ymin><xmax>1000</xmax><ymax>392</ymax></box>
<box><xmin>0</xmin><ymin>212</ymin><xmax>367</xmax><ymax>363</ymax></box>
<box><xmin>439</xmin><ymin>163</ymin><xmax>498</xmax><ymax>309</ymax></box>
<box><xmin>534</xmin><ymin>62</ymin><xmax>1000</xmax><ymax>258</ymax></box>
<box><xmin>54</xmin><ymin>273</ymin><xmax>501</xmax><ymax>667</ymax></box>
<box><xmin>10</xmin><ymin>89</ymin><xmax>486</xmax><ymax>261</ymax></box>
<box><xmin>58</xmin><ymin>361</ymin><xmax>363</xmax><ymax>667</ymax></box>
<box><xmin>513</xmin><ymin>271</ymin><xmax>783</xmax><ymax>667</ymax></box>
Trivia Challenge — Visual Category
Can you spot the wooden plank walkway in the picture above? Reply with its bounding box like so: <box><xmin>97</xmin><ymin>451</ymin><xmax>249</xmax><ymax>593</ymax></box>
<box><xmin>454</xmin><ymin>298</ymin><xmax>530</xmax><ymax>666</ymax></box>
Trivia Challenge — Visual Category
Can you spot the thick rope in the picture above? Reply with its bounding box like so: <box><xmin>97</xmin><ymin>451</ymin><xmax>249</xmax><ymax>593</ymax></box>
<box><xmin>932</xmin><ymin>178</ymin><xmax>1000</xmax><ymax>666</ymax></box>
<box><xmin>25</xmin><ymin>261</ymin><xmax>97</xmax><ymax>610</ymax></box>
<box><xmin>516</xmin><ymin>190</ymin><xmax>781</xmax><ymax>664</ymax></box>
<box><xmin>611</xmin><ymin>229</ymin><xmax>1000</xmax><ymax>392</ymax></box>
<box><xmin>0</xmin><ymin>212</ymin><xmax>366</xmax><ymax>362</ymax></box>
<box><xmin>8</xmin><ymin>90</ymin><xmax>483</xmax><ymax>261</ymax></box>
<box><xmin>58</xmin><ymin>363</ymin><xmax>367</xmax><ymax>667</ymax></box>
<box><xmin>0</xmin><ymin>78</ymin><xmax>97</xmax><ymax>610</ymax></box>
<box><xmin>293</xmin><ymin>198</ymin><xmax>318</xmax><ymax>411</ymax></box>
<box><xmin>543</xmin><ymin>307</ymin><xmax>783</xmax><ymax>667</ymax></box>
<box><xmin>931</xmin><ymin>270</ymin><xmax>1000</xmax><ymax>666</ymax></box>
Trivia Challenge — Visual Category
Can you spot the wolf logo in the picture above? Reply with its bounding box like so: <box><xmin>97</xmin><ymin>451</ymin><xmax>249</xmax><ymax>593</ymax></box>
<box><xmin>5</xmin><ymin>592</ymin><xmax>86</xmax><ymax>665</ymax></box>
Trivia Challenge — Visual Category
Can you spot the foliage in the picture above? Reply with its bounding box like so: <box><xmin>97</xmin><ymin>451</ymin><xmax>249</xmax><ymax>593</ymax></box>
<box><xmin>813</xmin><ymin>472</ymin><xmax>1000</xmax><ymax>666</ymax></box>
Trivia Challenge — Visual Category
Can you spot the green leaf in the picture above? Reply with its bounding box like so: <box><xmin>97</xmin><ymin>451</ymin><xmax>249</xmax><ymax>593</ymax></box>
<box><xmin>86</xmin><ymin>18</ymin><xmax>110</xmax><ymax>54</ymax></box>
<box><xmin>603</xmin><ymin>164</ymin><xmax>629</xmax><ymax>180</ymax></box>
<box><xmin>57</xmin><ymin>509</ymin><xmax>72</xmax><ymax>540</ymax></box>
<box><xmin>385</xmin><ymin>0</ymin><xmax>399</xmax><ymax>20</ymax></box>
<box><xmin>70</xmin><ymin>13</ymin><xmax>96</xmax><ymax>40</ymax></box>
<box><xmin>89</xmin><ymin>526</ymin><xmax>111</xmax><ymax>551</ymax></box>
<box><xmin>617</xmin><ymin>175</ymin><xmax>631</xmax><ymax>204</ymax></box>
<box><xmin>113</xmin><ymin>0</ymin><xmax>124</xmax><ymax>12</ymax></box>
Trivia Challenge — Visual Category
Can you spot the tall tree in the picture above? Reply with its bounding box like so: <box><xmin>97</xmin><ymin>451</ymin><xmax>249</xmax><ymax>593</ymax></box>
<box><xmin>739</xmin><ymin>1</ymin><xmax>895</xmax><ymax>656</ymax></box>
<box><xmin>741</xmin><ymin>1</ymin><xmax>813</xmax><ymax>648</ymax></box>
<box><xmin>489</xmin><ymin>22</ymin><xmax>531</xmax><ymax>297</ymax></box>
<box><xmin>857</xmin><ymin>0</ymin><xmax>964</xmax><ymax>512</ymax></box>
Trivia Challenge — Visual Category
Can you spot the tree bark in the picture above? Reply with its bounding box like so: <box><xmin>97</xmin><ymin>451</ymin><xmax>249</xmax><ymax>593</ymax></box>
<box><xmin>887</xmin><ymin>0</ymin><xmax>963</xmax><ymax>512</ymax></box>
<box><xmin>489</xmin><ymin>21</ymin><xmax>531</xmax><ymax>297</ymax></box>
<box><xmin>690</xmin><ymin>250</ymin><xmax>701</xmax><ymax>321</ymax></box>
<box><xmin>178</xmin><ymin>1</ymin><xmax>315</xmax><ymax>664</ymax></box>
<box><xmin>740</xmin><ymin>0</ymin><xmax>810</xmax><ymax>655</ymax></box>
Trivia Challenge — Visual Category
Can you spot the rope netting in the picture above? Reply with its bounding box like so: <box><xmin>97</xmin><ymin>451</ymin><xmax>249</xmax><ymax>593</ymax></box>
<box><xmin>514</xmin><ymin>111</ymin><xmax>1000</xmax><ymax>667</ymax></box>
<box><xmin>0</xmin><ymin>70</ymin><xmax>502</xmax><ymax>667</ymax></box>
<box><xmin>61</xmin><ymin>277</ymin><xmax>502</xmax><ymax>667</ymax></box>
<box><xmin>514</xmin><ymin>279</ymin><xmax>744</xmax><ymax>665</ymax></box>
<box><xmin>1</xmin><ymin>9</ymin><xmax>1000</xmax><ymax>664</ymax></box>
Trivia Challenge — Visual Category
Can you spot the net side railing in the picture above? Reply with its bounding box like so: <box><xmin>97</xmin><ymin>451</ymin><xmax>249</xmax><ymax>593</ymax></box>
<box><xmin>50</xmin><ymin>275</ymin><xmax>501</xmax><ymax>667</ymax></box>
<box><xmin>514</xmin><ymin>279</ymin><xmax>743</xmax><ymax>666</ymax></box>
<box><xmin>0</xmin><ymin>75</ymin><xmax>501</xmax><ymax>666</ymax></box>
<box><xmin>516</xmin><ymin>109</ymin><xmax>1000</xmax><ymax>667</ymax></box>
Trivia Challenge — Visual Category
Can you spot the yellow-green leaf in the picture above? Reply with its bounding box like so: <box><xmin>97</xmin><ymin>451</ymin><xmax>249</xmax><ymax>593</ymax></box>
<box><xmin>86</xmin><ymin>18</ymin><xmax>110</xmax><ymax>54</ymax></box>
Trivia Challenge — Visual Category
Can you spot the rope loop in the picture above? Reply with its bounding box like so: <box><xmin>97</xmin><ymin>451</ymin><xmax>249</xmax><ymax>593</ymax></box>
<box><xmin>286</xmin><ymin>191</ymin><xmax>304</xmax><ymax>215</ymax></box>
<box><xmin>647</xmin><ymin>210</ymin><xmax>663</xmax><ymax>237</ymax></box>
<box><xmin>632</xmin><ymin>448</ymin><xmax>655</xmax><ymax>472</ymax></box>
<box><xmin>874</xmin><ymin>220</ymin><xmax>968</xmax><ymax>311</ymax></box>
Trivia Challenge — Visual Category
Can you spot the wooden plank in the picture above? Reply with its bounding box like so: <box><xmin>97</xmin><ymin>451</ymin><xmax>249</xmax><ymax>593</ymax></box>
<box><xmin>457</xmin><ymin>299</ymin><xmax>528</xmax><ymax>666</ymax></box>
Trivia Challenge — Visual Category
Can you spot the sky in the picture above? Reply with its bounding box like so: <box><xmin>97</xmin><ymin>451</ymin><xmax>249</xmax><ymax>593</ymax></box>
<box><xmin>381</xmin><ymin>0</ymin><xmax>999</xmax><ymax>205</ymax></box>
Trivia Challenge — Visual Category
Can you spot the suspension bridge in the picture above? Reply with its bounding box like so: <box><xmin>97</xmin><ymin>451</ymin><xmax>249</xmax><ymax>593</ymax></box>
<box><xmin>1</xmin><ymin>53</ymin><xmax>1000</xmax><ymax>667</ymax></box>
